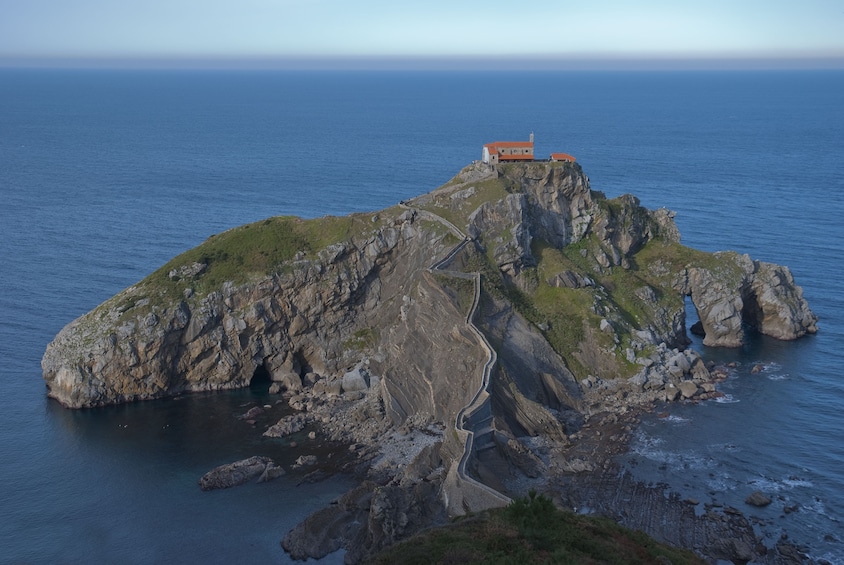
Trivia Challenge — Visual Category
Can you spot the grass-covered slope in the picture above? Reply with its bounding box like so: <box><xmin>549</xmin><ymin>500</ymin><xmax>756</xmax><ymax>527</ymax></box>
<box><xmin>90</xmin><ymin>208</ymin><xmax>407</xmax><ymax>326</ymax></box>
<box><xmin>415</xmin><ymin>161</ymin><xmax>733</xmax><ymax>381</ymax></box>
<box><xmin>144</xmin><ymin>213</ymin><xmax>383</xmax><ymax>297</ymax></box>
<box><xmin>368</xmin><ymin>492</ymin><xmax>705</xmax><ymax>565</ymax></box>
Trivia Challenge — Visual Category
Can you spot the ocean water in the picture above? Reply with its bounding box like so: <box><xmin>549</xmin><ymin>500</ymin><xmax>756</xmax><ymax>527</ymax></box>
<box><xmin>1</xmin><ymin>69</ymin><xmax>842</xmax><ymax>563</ymax></box>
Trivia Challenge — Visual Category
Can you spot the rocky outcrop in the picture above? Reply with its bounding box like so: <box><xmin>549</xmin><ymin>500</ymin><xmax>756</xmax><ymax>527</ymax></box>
<box><xmin>42</xmin><ymin>160</ymin><xmax>817</xmax><ymax>563</ymax></box>
<box><xmin>199</xmin><ymin>456</ymin><xmax>284</xmax><ymax>491</ymax></box>
<box><xmin>465</xmin><ymin>162</ymin><xmax>597</xmax><ymax>278</ymax></box>
<box><xmin>678</xmin><ymin>253</ymin><xmax>818</xmax><ymax>347</ymax></box>
<box><xmin>42</xmin><ymin>210</ymin><xmax>452</xmax><ymax>409</ymax></box>
<box><xmin>44</xmin><ymin>161</ymin><xmax>814</xmax><ymax>410</ymax></box>
<box><xmin>745</xmin><ymin>490</ymin><xmax>773</xmax><ymax>507</ymax></box>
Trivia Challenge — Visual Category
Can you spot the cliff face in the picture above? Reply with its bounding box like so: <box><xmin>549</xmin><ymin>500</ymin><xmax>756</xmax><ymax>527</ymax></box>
<box><xmin>42</xmin><ymin>209</ymin><xmax>475</xmax><ymax>412</ymax></box>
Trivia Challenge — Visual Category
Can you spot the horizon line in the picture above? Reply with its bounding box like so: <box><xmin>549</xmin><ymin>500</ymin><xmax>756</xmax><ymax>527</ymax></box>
<box><xmin>3</xmin><ymin>54</ymin><xmax>844</xmax><ymax>71</ymax></box>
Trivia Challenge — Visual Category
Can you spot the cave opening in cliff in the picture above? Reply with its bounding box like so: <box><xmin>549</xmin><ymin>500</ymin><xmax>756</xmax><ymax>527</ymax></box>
<box><xmin>685</xmin><ymin>295</ymin><xmax>704</xmax><ymax>341</ymax></box>
<box><xmin>291</xmin><ymin>350</ymin><xmax>313</xmax><ymax>377</ymax></box>
<box><xmin>250</xmin><ymin>363</ymin><xmax>272</xmax><ymax>392</ymax></box>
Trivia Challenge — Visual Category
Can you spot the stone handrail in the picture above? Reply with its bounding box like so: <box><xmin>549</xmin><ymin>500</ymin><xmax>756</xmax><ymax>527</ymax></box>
<box><xmin>402</xmin><ymin>203</ymin><xmax>511</xmax><ymax>510</ymax></box>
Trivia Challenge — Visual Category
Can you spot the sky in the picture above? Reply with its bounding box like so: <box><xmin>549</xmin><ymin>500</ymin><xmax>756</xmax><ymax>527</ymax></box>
<box><xmin>1</xmin><ymin>0</ymin><xmax>843</xmax><ymax>69</ymax></box>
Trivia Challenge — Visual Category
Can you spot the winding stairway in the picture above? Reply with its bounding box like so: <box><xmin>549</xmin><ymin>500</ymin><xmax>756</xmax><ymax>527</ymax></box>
<box><xmin>403</xmin><ymin>205</ymin><xmax>512</xmax><ymax>513</ymax></box>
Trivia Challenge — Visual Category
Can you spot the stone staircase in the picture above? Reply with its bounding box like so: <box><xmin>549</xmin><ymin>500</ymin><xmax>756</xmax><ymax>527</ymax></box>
<box><xmin>401</xmin><ymin>203</ymin><xmax>511</xmax><ymax>513</ymax></box>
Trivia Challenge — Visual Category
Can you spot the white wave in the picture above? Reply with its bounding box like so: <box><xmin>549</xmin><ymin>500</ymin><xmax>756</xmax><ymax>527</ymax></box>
<box><xmin>751</xmin><ymin>361</ymin><xmax>782</xmax><ymax>374</ymax></box>
<box><xmin>804</xmin><ymin>496</ymin><xmax>830</xmax><ymax>518</ymax></box>
<box><xmin>766</xmin><ymin>373</ymin><xmax>789</xmax><ymax>381</ymax></box>
<box><xmin>748</xmin><ymin>477</ymin><xmax>785</xmax><ymax>492</ymax></box>
<box><xmin>809</xmin><ymin>553</ymin><xmax>843</xmax><ymax>565</ymax></box>
<box><xmin>629</xmin><ymin>438</ymin><xmax>712</xmax><ymax>471</ymax></box>
<box><xmin>706</xmin><ymin>473</ymin><xmax>737</xmax><ymax>492</ymax></box>
<box><xmin>748</xmin><ymin>475</ymin><xmax>814</xmax><ymax>493</ymax></box>
<box><xmin>713</xmin><ymin>394</ymin><xmax>740</xmax><ymax>403</ymax></box>
<box><xmin>783</xmin><ymin>476</ymin><xmax>814</xmax><ymax>488</ymax></box>
<box><xmin>707</xmin><ymin>442</ymin><xmax>741</xmax><ymax>453</ymax></box>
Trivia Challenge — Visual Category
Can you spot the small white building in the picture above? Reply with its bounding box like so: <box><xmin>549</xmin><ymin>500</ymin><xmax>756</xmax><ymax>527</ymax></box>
<box><xmin>482</xmin><ymin>133</ymin><xmax>534</xmax><ymax>164</ymax></box>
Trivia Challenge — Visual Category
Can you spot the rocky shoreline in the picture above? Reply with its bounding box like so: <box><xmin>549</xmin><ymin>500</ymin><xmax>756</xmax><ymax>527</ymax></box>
<box><xmin>194</xmin><ymin>354</ymin><xmax>811</xmax><ymax>564</ymax></box>
<box><xmin>43</xmin><ymin>161</ymin><xmax>818</xmax><ymax>563</ymax></box>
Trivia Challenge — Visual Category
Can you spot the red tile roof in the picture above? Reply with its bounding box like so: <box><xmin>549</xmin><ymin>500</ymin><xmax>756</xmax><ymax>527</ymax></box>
<box><xmin>550</xmin><ymin>152</ymin><xmax>576</xmax><ymax>161</ymax></box>
<box><xmin>485</xmin><ymin>141</ymin><xmax>534</xmax><ymax>149</ymax></box>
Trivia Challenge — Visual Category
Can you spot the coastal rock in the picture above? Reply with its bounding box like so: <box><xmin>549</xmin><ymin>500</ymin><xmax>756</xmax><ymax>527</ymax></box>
<box><xmin>746</xmin><ymin>261</ymin><xmax>818</xmax><ymax>340</ymax></box>
<box><xmin>679</xmin><ymin>253</ymin><xmax>817</xmax><ymax>347</ymax></box>
<box><xmin>42</xmin><ymin>161</ymin><xmax>818</xmax><ymax>563</ymax></box>
<box><xmin>678</xmin><ymin>381</ymin><xmax>699</xmax><ymax>399</ymax></box>
<box><xmin>283</xmin><ymin>464</ymin><xmax>448</xmax><ymax>563</ymax></box>
<box><xmin>685</xmin><ymin>265</ymin><xmax>746</xmax><ymax>347</ymax></box>
<box><xmin>264</xmin><ymin>414</ymin><xmax>308</xmax><ymax>438</ymax></box>
<box><xmin>239</xmin><ymin>405</ymin><xmax>264</xmax><ymax>420</ymax></box>
<box><xmin>342</xmin><ymin>367</ymin><xmax>370</xmax><ymax>393</ymax></box>
<box><xmin>468</xmin><ymin>193</ymin><xmax>533</xmax><ymax>276</ymax></box>
<box><xmin>44</xmin><ymin>162</ymin><xmax>814</xmax><ymax>411</ymax></box>
<box><xmin>547</xmin><ymin>270</ymin><xmax>594</xmax><ymax>289</ymax></box>
<box><xmin>258</xmin><ymin>463</ymin><xmax>286</xmax><ymax>483</ymax></box>
<box><xmin>282</xmin><ymin>482</ymin><xmax>374</xmax><ymax>561</ymax></box>
<box><xmin>745</xmin><ymin>491</ymin><xmax>773</xmax><ymax>507</ymax></box>
<box><xmin>199</xmin><ymin>456</ymin><xmax>277</xmax><ymax>491</ymax></box>
<box><xmin>293</xmin><ymin>455</ymin><xmax>318</xmax><ymax>469</ymax></box>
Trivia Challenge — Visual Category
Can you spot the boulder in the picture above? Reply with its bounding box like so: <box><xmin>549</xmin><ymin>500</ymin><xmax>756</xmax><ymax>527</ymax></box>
<box><xmin>341</xmin><ymin>368</ymin><xmax>370</xmax><ymax>393</ymax></box>
<box><xmin>239</xmin><ymin>405</ymin><xmax>264</xmax><ymax>420</ymax></box>
<box><xmin>199</xmin><ymin>456</ymin><xmax>276</xmax><ymax>491</ymax></box>
<box><xmin>745</xmin><ymin>491</ymin><xmax>772</xmax><ymax>507</ymax></box>
<box><xmin>678</xmin><ymin>381</ymin><xmax>699</xmax><ymax>399</ymax></box>
<box><xmin>293</xmin><ymin>455</ymin><xmax>318</xmax><ymax>469</ymax></box>
<box><xmin>667</xmin><ymin>352</ymin><xmax>691</xmax><ymax>377</ymax></box>
<box><xmin>663</xmin><ymin>385</ymin><xmax>680</xmax><ymax>402</ymax></box>
<box><xmin>548</xmin><ymin>270</ymin><xmax>593</xmax><ymax>289</ymax></box>
<box><xmin>264</xmin><ymin>414</ymin><xmax>308</xmax><ymax>438</ymax></box>
<box><xmin>277</xmin><ymin>371</ymin><xmax>303</xmax><ymax>393</ymax></box>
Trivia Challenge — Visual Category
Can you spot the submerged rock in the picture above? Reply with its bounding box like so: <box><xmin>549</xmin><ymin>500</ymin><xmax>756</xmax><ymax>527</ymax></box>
<box><xmin>745</xmin><ymin>491</ymin><xmax>773</xmax><ymax>507</ymax></box>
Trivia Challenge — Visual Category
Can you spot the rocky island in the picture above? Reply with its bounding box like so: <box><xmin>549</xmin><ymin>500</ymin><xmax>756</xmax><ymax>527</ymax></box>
<box><xmin>43</xmin><ymin>161</ymin><xmax>817</xmax><ymax>563</ymax></box>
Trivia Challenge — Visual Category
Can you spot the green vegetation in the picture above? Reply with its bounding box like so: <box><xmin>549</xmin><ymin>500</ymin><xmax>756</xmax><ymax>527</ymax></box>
<box><xmin>497</xmin><ymin>161</ymin><xmax>569</xmax><ymax>177</ymax></box>
<box><xmin>434</xmin><ymin>273</ymin><xmax>477</xmax><ymax>318</ymax></box>
<box><xmin>440</xmin><ymin>181</ymin><xmax>748</xmax><ymax>382</ymax></box>
<box><xmin>633</xmin><ymin>240</ymin><xmax>745</xmax><ymax>290</ymax></box>
<box><xmin>130</xmin><ymin>213</ymin><xmax>380</xmax><ymax>304</ymax></box>
<box><xmin>343</xmin><ymin>327</ymin><xmax>379</xmax><ymax>351</ymax></box>
<box><xmin>368</xmin><ymin>491</ymin><xmax>705</xmax><ymax>565</ymax></box>
<box><xmin>463</xmin><ymin>244</ymin><xmax>601</xmax><ymax>380</ymax></box>
<box><xmin>420</xmin><ymin>218</ymin><xmax>462</xmax><ymax>247</ymax></box>
<box><xmin>420</xmin><ymin>176</ymin><xmax>512</xmax><ymax>228</ymax></box>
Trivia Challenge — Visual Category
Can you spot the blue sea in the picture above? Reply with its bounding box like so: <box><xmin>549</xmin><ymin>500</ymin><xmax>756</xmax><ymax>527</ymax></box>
<box><xmin>1</xmin><ymin>69</ymin><xmax>842</xmax><ymax>563</ymax></box>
